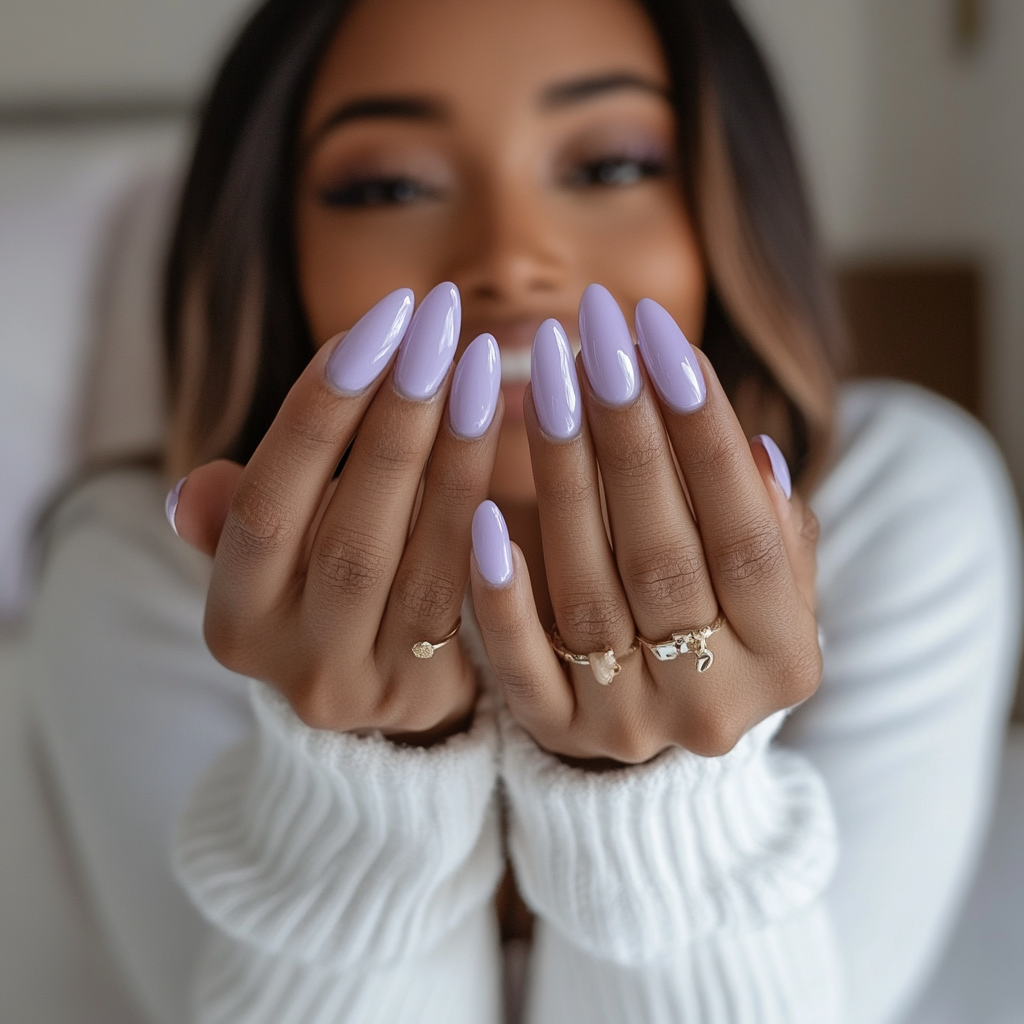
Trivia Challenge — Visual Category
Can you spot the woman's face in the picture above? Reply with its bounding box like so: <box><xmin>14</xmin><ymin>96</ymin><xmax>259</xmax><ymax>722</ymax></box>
<box><xmin>296</xmin><ymin>0</ymin><xmax>706</xmax><ymax>499</ymax></box>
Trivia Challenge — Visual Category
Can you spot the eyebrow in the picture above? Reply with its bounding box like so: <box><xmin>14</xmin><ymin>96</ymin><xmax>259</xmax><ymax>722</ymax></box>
<box><xmin>305</xmin><ymin>72</ymin><xmax>667</xmax><ymax>154</ymax></box>
<box><xmin>305</xmin><ymin>96</ymin><xmax>446</xmax><ymax>154</ymax></box>
<box><xmin>540</xmin><ymin>71</ymin><xmax>668</xmax><ymax>108</ymax></box>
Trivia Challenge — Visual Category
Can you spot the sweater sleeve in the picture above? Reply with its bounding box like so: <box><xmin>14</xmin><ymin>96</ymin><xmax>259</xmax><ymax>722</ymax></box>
<box><xmin>174</xmin><ymin>681</ymin><xmax>505</xmax><ymax>1024</ymax></box>
<box><xmin>500</xmin><ymin>707</ymin><xmax>841</xmax><ymax>1024</ymax></box>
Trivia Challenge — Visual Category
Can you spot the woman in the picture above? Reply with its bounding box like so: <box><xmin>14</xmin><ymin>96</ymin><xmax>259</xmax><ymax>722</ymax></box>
<box><xmin>23</xmin><ymin>0</ymin><xmax>1021</xmax><ymax>1021</ymax></box>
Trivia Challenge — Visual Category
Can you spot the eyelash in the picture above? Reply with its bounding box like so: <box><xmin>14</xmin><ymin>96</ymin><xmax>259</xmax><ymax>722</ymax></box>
<box><xmin>317</xmin><ymin>153</ymin><xmax>668</xmax><ymax>209</ymax></box>
<box><xmin>562</xmin><ymin>154</ymin><xmax>668</xmax><ymax>188</ymax></box>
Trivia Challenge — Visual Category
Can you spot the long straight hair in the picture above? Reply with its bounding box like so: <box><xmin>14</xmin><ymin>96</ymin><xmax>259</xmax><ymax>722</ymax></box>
<box><xmin>163</xmin><ymin>0</ymin><xmax>844</xmax><ymax>486</ymax></box>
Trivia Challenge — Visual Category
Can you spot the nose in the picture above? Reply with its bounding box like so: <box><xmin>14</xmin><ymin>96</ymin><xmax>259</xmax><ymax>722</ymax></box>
<box><xmin>447</xmin><ymin>175</ymin><xmax>574</xmax><ymax>311</ymax></box>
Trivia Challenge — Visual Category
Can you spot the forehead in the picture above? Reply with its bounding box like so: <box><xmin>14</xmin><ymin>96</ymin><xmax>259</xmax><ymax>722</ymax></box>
<box><xmin>303</xmin><ymin>0</ymin><xmax>668</xmax><ymax>131</ymax></box>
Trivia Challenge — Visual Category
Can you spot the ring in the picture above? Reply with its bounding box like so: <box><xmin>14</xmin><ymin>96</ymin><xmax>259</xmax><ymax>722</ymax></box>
<box><xmin>638</xmin><ymin>614</ymin><xmax>726</xmax><ymax>673</ymax></box>
<box><xmin>411</xmin><ymin>619</ymin><xmax>461</xmax><ymax>659</ymax></box>
<box><xmin>548</xmin><ymin>626</ymin><xmax>639</xmax><ymax>685</ymax></box>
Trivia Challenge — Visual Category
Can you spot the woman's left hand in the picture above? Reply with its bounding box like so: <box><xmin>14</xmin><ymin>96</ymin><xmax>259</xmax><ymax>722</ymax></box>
<box><xmin>470</xmin><ymin>297</ymin><xmax>822</xmax><ymax>763</ymax></box>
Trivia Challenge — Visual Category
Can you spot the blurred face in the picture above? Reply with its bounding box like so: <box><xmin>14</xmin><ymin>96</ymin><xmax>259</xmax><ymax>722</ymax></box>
<box><xmin>296</xmin><ymin>0</ymin><xmax>706</xmax><ymax>499</ymax></box>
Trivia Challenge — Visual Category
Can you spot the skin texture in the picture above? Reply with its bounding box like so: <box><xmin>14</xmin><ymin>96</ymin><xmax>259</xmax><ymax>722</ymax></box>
<box><xmin>173</xmin><ymin>0</ymin><xmax>822</xmax><ymax>758</ymax></box>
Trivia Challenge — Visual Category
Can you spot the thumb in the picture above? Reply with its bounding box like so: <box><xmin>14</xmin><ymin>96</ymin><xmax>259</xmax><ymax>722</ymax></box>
<box><xmin>165</xmin><ymin>459</ymin><xmax>244</xmax><ymax>557</ymax></box>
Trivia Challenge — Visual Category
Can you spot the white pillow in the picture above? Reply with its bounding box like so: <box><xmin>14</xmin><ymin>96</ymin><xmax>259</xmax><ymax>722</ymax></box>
<box><xmin>0</xmin><ymin>123</ymin><xmax>186</xmax><ymax>619</ymax></box>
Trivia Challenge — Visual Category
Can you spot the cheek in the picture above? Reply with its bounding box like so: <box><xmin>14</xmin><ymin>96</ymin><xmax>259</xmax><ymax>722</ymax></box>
<box><xmin>296</xmin><ymin>196</ymin><xmax>455</xmax><ymax>346</ymax></box>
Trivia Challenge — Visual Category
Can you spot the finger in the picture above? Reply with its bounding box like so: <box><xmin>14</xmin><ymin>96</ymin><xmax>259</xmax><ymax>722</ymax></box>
<box><xmin>169</xmin><ymin>460</ymin><xmax>244</xmax><ymax>557</ymax></box>
<box><xmin>378</xmin><ymin>334</ymin><xmax>502</xmax><ymax>677</ymax></box>
<box><xmin>636</xmin><ymin>299</ymin><xmax>802</xmax><ymax>646</ymax></box>
<box><xmin>750</xmin><ymin>435</ymin><xmax>818</xmax><ymax>612</ymax></box>
<box><xmin>526</xmin><ymin>319</ymin><xmax>635</xmax><ymax>656</ymax></box>
<box><xmin>577</xmin><ymin>285</ymin><xmax>717</xmax><ymax>643</ymax></box>
<box><xmin>469</xmin><ymin>501</ymin><xmax>574</xmax><ymax>735</ymax></box>
<box><xmin>306</xmin><ymin>283</ymin><xmax>460</xmax><ymax>643</ymax></box>
<box><xmin>213</xmin><ymin>288</ymin><xmax>414</xmax><ymax>618</ymax></box>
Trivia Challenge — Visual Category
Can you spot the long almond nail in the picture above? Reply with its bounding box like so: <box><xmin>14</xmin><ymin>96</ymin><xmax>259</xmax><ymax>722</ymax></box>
<box><xmin>450</xmin><ymin>333</ymin><xmax>500</xmax><ymax>439</ymax></box>
<box><xmin>394</xmin><ymin>282</ymin><xmax>461</xmax><ymax>400</ymax></box>
<box><xmin>473</xmin><ymin>500</ymin><xmax>513</xmax><ymax>587</ymax></box>
<box><xmin>531</xmin><ymin>319</ymin><xmax>581</xmax><ymax>439</ymax></box>
<box><xmin>325</xmin><ymin>288</ymin><xmax>415</xmax><ymax>395</ymax></box>
<box><xmin>635</xmin><ymin>298</ymin><xmax>705</xmax><ymax>413</ymax></box>
<box><xmin>579</xmin><ymin>283</ymin><xmax>639</xmax><ymax>406</ymax></box>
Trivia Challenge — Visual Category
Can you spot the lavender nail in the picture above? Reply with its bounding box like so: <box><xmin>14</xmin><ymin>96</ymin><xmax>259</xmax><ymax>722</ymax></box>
<box><xmin>165</xmin><ymin>477</ymin><xmax>185</xmax><ymax>536</ymax></box>
<box><xmin>450</xmin><ymin>333</ymin><xmax>500</xmax><ymax>439</ymax></box>
<box><xmin>531</xmin><ymin>318</ymin><xmax>581</xmax><ymax>439</ymax></box>
<box><xmin>755</xmin><ymin>434</ymin><xmax>792</xmax><ymax>499</ymax></box>
<box><xmin>579</xmin><ymin>283</ymin><xmax>639</xmax><ymax>406</ymax></box>
<box><xmin>394</xmin><ymin>281</ymin><xmax>461</xmax><ymax>401</ymax></box>
<box><xmin>472</xmin><ymin>500</ymin><xmax>513</xmax><ymax>587</ymax></box>
<box><xmin>635</xmin><ymin>298</ymin><xmax>706</xmax><ymax>414</ymax></box>
<box><xmin>326</xmin><ymin>288</ymin><xmax>415</xmax><ymax>395</ymax></box>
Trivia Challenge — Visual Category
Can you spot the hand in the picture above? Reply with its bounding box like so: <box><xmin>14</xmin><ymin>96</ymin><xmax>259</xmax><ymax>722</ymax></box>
<box><xmin>170</xmin><ymin>284</ymin><xmax>503</xmax><ymax>743</ymax></box>
<box><xmin>470</xmin><ymin>287</ymin><xmax>820</xmax><ymax>763</ymax></box>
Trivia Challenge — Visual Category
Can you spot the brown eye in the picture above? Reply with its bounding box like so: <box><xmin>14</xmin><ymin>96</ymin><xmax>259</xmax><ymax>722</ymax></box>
<box><xmin>564</xmin><ymin>155</ymin><xmax>667</xmax><ymax>189</ymax></box>
<box><xmin>319</xmin><ymin>176</ymin><xmax>443</xmax><ymax>208</ymax></box>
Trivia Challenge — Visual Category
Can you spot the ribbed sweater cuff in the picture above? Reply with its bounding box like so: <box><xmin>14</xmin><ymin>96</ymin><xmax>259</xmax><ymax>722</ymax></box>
<box><xmin>500</xmin><ymin>709</ymin><xmax>837</xmax><ymax>966</ymax></box>
<box><xmin>174</xmin><ymin>681</ymin><xmax>503</xmax><ymax>970</ymax></box>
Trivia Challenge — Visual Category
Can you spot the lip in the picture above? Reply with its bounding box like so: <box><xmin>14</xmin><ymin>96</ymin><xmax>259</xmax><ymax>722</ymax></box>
<box><xmin>460</xmin><ymin>317</ymin><xmax>580</xmax><ymax>424</ymax></box>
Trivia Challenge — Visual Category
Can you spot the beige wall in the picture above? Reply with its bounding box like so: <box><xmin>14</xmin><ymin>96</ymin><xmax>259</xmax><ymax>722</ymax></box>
<box><xmin>739</xmin><ymin>0</ymin><xmax>1024</xmax><ymax>496</ymax></box>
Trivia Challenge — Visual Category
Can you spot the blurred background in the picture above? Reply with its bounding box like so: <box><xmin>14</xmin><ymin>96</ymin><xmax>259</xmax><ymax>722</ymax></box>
<box><xmin>0</xmin><ymin>1</ymin><xmax>1020</xmax><ymax>1021</ymax></box>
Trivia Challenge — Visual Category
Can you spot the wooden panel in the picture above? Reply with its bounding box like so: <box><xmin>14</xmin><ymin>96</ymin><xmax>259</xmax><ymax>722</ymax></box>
<box><xmin>835</xmin><ymin>261</ymin><xmax>982</xmax><ymax>415</ymax></box>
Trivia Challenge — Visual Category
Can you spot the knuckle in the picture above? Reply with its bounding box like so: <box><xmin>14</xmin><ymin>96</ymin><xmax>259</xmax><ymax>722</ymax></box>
<box><xmin>602</xmin><ymin>432</ymin><xmax>661</xmax><ymax>479</ymax></box>
<box><xmin>543</xmin><ymin>477</ymin><xmax>596</xmax><ymax>518</ymax></box>
<box><xmin>711</xmin><ymin>521</ymin><xmax>786</xmax><ymax>587</ymax></box>
<box><xmin>558</xmin><ymin>595</ymin><xmax>630</xmax><ymax>645</ymax></box>
<box><xmin>626</xmin><ymin>545</ymin><xmax>708</xmax><ymax>609</ymax></box>
<box><xmin>225</xmin><ymin>480</ymin><xmax>298</xmax><ymax>558</ymax></box>
<box><xmin>393</xmin><ymin>568</ymin><xmax>461</xmax><ymax>624</ymax></box>
<box><xmin>599</xmin><ymin>719</ymin><xmax>663</xmax><ymax>765</ymax></box>
<box><xmin>315</xmin><ymin>524</ymin><xmax>391</xmax><ymax>597</ymax></box>
<box><xmin>364</xmin><ymin>426</ymin><xmax>424</xmax><ymax>478</ymax></box>
<box><xmin>684</xmin><ymin>713</ymin><xmax>747</xmax><ymax>758</ymax></box>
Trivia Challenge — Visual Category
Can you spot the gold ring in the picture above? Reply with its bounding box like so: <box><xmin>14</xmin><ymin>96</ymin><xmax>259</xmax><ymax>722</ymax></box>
<box><xmin>412</xmin><ymin>618</ymin><xmax>462</xmax><ymax>659</ymax></box>
<box><xmin>548</xmin><ymin>626</ymin><xmax>639</xmax><ymax>685</ymax></box>
<box><xmin>637</xmin><ymin>614</ymin><xmax>726</xmax><ymax>673</ymax></box>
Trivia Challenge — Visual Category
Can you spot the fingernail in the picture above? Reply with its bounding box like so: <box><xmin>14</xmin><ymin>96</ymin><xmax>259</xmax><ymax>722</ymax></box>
<box><xmin>579</xmin><ymin>284</ymin><xmax>639</xmax><ymax>406</ymax></box>
<box><xmin>472</xmin><ymin>500</ymin><xmax>513</xmax><ymax>587</ymax></box>
<box><xmin>325</xmin><ymin>287</ymin><xmax>415</xmax><ymax>395</ymax></box>
<box><xmin>755</xmin><ymin>434</ymin><xmax>792</xmax><ymax>499</ymax></box>
<box><xmin>450</xmin><ymin>333</ymin><xmax>500</xmax><ymax>439</ymax></box>
<box><xmin>394</xmin><ymin>281</ymin><xmax>461</xmax><ymax>400</ymax></box>
<box><xmin>635</xmin><ymin>298</ymin><xmax>706</xmax><ymax>413</ymax></box>
<box><xmin>531</xmin><ymin>318</ymin><xmax>581</xmax><ymax>439</ymax></box>
<box><xmin>165</xmin><ymin>477</ymin><xmax>185</xmax><ymax>536</ymax></box>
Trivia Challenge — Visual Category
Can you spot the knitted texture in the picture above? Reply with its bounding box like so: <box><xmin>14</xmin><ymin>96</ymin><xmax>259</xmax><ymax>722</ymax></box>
<box><xmin>501</xmin><ymin>708</ymin><xmax>838</xmax><ymax>966</ymax></box>
<box><xmin>174</xmin><ymin>681</ymin><xmax>503</xmax><ymax>970</ymax></box>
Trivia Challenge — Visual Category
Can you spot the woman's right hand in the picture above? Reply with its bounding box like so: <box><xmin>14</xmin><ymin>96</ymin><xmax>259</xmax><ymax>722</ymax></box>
<box><xmin>169</xmin><ymin>284</ymin><xmax>503</xmax><ymax>744</ymax></box>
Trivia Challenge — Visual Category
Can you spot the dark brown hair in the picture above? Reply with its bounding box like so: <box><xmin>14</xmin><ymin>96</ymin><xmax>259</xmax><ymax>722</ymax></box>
<box><xmin>163</xmin><ymin>0</ymin><xmax>844</xmax><ymax>484</ymax></box>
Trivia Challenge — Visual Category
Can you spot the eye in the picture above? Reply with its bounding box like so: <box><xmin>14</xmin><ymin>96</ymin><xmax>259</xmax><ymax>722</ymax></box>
<box><xmin>564</xmin><ymin>154</ymin><xmax>668</xmax><ymax>189</ymax></box>
<box><xmin>319</xmin><ymin>176</ymin><xmax>443</xmax><ymax>208</ymax></box>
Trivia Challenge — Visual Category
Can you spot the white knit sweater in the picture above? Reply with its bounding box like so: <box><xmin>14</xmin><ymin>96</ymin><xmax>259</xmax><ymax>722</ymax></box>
<box><xmin>24</xmin><ymin>382</ymin><xmax>1022</xmax><ymax>1024</ymax></box>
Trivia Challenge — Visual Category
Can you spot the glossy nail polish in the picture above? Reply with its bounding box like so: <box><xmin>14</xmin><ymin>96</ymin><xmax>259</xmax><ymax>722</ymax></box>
<box><xmin>450</xmin><ymin>333</ymin><xmax>500</xmax><ymax>439</ymax></box>
<box><xmin>394</xmin><ymin>281</ymin><xmax>461</xmax><ymax>400</ymax></box>
<box><xmin>755</xmin><ymin>434</ymin><xmax>792</xmax><ymax>499</ymax></box>
<box><xmin>326</xmin><ymin>287</ymin><xmax>415</xmax><ymax>395</ymax></box>
<box><xmin>531</xmin><ymin>318</ymin><xmax>581</xmax><ymax>439</ymax></box>
<box><xmin>165</xmin><ymin>477</ymin><xmax>185</xmax><ymax>536</ymax></box>
<box><xmin>579</xmin><ymin>283</ymin><xmax>639</xmax><ymax>406</ymax></box>
<box><xmin>473</xmin><ymin>500</ymin><xmax>513</xmax><ymax>587</ymax></box>
<box><xmin>635</xmin><ymin>297</ymin><xmax>706</xmax><ymax>413</ymax></box>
